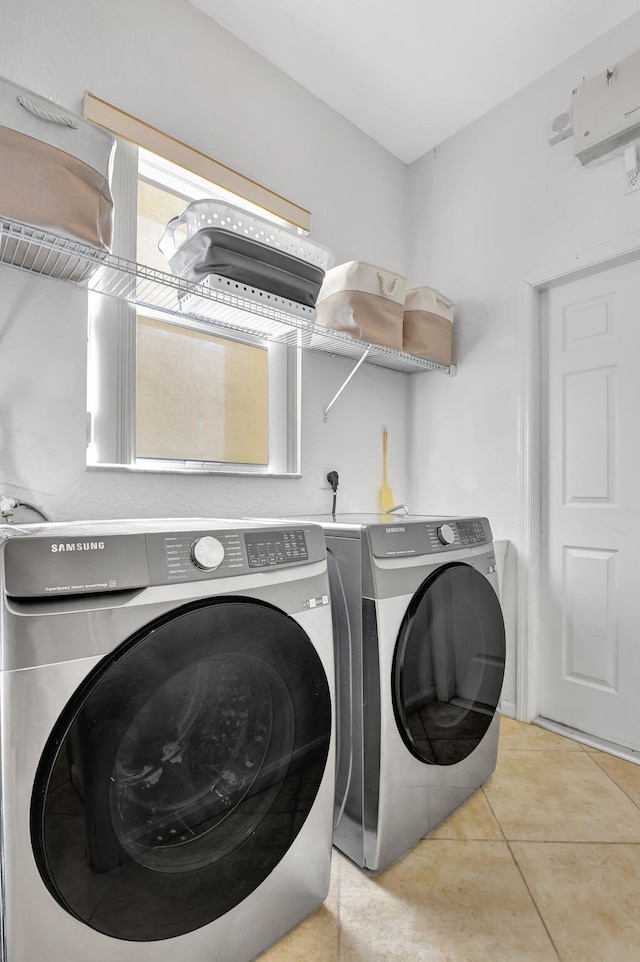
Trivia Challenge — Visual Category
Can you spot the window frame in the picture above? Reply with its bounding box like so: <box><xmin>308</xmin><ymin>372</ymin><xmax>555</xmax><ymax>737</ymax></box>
<box><xmin>85</xmin><ymin>106</ymin><xmax>302</xmax><ymax>478</ymax></box>
<box><xmin>83</xmin><ymin>93</ymin><xmax>311</xmax><ymax>232</ymax></box>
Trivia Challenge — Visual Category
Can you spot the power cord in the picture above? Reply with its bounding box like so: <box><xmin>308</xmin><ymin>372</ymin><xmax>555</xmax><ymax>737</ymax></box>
<box><xmin>326</xmin><ymin>470</ymin><xmax>339</xmax><ymax>519</ymax></box>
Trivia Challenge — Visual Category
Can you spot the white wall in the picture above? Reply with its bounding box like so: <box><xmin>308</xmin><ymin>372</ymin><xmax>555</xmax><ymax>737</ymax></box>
<box><xmin>6</xmin><ymin>0</ymin><xmax>635</xmax><ymax>712</ymax></box>
<box><xmin>0</xmin><ymin>0</ymin><xmax>410</xmax><ymax>523</ymax></box>
<box><xmin>406</xmin><ymin>11</ymin><xmax>640</xmax><ymax>709</ymax></box>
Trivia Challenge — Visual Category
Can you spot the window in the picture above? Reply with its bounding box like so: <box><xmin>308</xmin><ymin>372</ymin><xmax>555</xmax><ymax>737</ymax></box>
<box><xmin>85</xmin><ymin>100</ymin><xmax>303</xmax><ymax>475</ymax></box>
<box><xmin>136</xmin><ymin>315</ymin><xmax>269</xmax><ymax>465</ymax></box>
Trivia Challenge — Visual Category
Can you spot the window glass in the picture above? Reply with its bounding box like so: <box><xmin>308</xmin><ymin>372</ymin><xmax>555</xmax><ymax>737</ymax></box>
<box><xmin>136</xmin><ymin>316</ymin><xmax>269</xmax><ymax>465</ymax></box>
<box><xmin>137</xmin><ymin>178</ymin><xmax>187</xmax><ymax>274</ymax></box>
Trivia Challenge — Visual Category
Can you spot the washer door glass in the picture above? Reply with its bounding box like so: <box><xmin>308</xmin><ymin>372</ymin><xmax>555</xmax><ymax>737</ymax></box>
<box><xmin>393</xmin><ymin>563</ymin><xmax>505</xmax><ymax>766</ymax></box>
<box><xmin>31</xmin><ymin>598</ymin><xmax>331</xmax><ymax>942</ymax></box>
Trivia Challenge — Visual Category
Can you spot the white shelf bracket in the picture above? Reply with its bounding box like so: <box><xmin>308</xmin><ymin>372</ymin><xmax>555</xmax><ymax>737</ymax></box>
<box><xmin>323</xmin><ymin>347</ymin><xmax>372</xmax><ymax>421</ymax></box>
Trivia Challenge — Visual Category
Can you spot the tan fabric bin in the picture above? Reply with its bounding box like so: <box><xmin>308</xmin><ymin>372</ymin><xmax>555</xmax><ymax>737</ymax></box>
<box><xmin>0</xmin><ymin>76</ymin><xmax>116</xmax><ymax>280</ymax></box>
<box><xmin>403</xmin><ymin>286</ymin><xmax>454</xmax><ymax>365</ymax></box>
<box><xmin>315</xmin><ymin>261</ymin><xmax>406</xmax><ymax>351</ymax></box>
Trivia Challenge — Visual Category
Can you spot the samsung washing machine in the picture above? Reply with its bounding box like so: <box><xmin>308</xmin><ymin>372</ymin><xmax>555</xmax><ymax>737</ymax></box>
<box><xmin>0</xmin><ymin>518</ymin><xmax>335</xmax><ymax>962</ymax></box>
<box><xmin>260</xmin><ymin>513</ymin><xmax>506</xmax><ymax>874</ymax></box>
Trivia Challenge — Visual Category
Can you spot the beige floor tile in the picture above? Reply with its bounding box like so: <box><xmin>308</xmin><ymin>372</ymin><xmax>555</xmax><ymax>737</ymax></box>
<box><xmin>428</xmin><ymin>788</ymin><xmax>503</xmax><ymax>840</ymax></box>
<box><xmin>337</xmin><ymin>840</ymin><xmax>558</xmax><ymax>962</ymax></box>
<box><xmin>587</xmin><ymin>750</ymin><xmax>640</xmax><ymax>807</ymax></box>
<box><xmin>260</xmin><ymin>857</ymin><xmax>339</xmax><ymax>962</ymax></box>
<box><xmin>511</xmin><ymin>841</ymin><xmax>640</xmax><ymax>962</ymax></box>
<box><xmin>499</xmin><ymin>716</ymin><xmax>584</xmax><ymax>752</ymax></box>
<box><xmin>484</xmin><ymin>750</ymin><xmax>640</xmax><ymax>841</ymax></box>
<box><xmin>259</xmin><ymin>904</ymin><xmax>338</xmax><ymax>962</ymax></box>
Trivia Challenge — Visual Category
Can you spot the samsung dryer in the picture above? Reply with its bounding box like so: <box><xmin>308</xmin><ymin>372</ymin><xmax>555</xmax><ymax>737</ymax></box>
<box><xmin>273</xmin><ymin>513</ymin><xmax>506</xmax><ymax>874</ymax></box>
<box><xmin>0</xmin><ymin>518</ymin><xmax>335</xmax><ymax>962</ymax></box>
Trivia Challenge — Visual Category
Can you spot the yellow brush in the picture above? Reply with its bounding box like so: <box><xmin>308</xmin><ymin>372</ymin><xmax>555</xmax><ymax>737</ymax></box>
<box><xmin>380</xmin><ymin>430</ymin><xmax>395</xmax><ymax>512</ymax></box>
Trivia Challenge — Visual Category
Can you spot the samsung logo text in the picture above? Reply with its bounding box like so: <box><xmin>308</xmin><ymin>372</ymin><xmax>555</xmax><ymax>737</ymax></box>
<box><xmin>50</xmin><ymin>542</ymin><xmax>106</xmax><ymax>553</ymax></box>
<box><xmin>385</xmin><ymin>526</ymin><xmax>405</xmax><ymax>533</ymax></box>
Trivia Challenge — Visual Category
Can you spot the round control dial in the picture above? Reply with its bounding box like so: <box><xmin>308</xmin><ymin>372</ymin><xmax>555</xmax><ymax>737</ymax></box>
<box><xmin>191</xmin><ymin>536</ymin><xmax>225</xmax><ymax>570</ymax></box>
<box><xmin>437</xmin><ymin>523</ymin><xmax>456</xmax><ymax>546</ymax></box>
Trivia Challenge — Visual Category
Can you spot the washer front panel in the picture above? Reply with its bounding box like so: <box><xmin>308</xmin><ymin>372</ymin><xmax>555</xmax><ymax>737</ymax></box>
<box><xmin>30</xmin><ymin>597</ymin><xmax>332</xmax><ymax>942</ymax></box>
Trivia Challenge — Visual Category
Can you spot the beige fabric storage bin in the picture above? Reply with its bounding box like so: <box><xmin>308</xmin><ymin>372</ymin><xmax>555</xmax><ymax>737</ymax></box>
<box><xmin>403</xmin><ymin>287</ymin><xmax>454</xmax><ymax>365</ymax></box>
<box><xmin>315</xmin><ymin>261</ymin><xmax>406</xmax><ymax>351</ymax></box>
<box><xmin>0</xmin><ymin>76</ymin><xmax>116</xmax><ymax>279</ymax></box>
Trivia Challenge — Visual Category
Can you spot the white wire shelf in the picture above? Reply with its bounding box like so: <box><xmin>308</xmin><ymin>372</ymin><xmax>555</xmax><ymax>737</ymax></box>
<box><xmin>0</xmin><ymin>217</ymin><xmax>451</xmax><ymax>375</ymax></box>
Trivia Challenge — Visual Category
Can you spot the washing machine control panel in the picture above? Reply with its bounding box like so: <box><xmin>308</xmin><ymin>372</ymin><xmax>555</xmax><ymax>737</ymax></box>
<box><xmin>2</xmin><ymin>525</ymin><xmax>324</xmax><ymax>597</ymax></box>
<box><xmin>152</xmin><ymin>531</ymin><xmax>241</xmax><ymax>582</ymax></box>
<box><xmin>150</xmin><ymin>527</ymin><xmax>313</xmax><ymax>582</ymax></box>
<box><xmin>244</xmin><ymin>530</ymin><xmax>308</xmax><ymax>568</ymax></box>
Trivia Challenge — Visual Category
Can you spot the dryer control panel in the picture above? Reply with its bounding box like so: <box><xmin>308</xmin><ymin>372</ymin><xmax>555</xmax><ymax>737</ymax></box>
<box><xmin>368</xmin><ymin>517</ymin><xmax>491</xmax><ymax>558</ymax></box>
<box><xmin>456</xmin><ymin>518</ymin><xmax>490</xmax><ymax>546</ymax></box>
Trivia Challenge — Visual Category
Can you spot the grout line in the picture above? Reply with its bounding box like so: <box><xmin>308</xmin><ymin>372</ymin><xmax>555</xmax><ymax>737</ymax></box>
<box><xmin>425</xmin><ymin>831</ymin><xmax>565</xmax><ymax>959</ymax></box>
<box><xmin>497</xmin><ymin>746</ymin><xmax>589</xmax><ymax>752</ymax></box>
<box><xmin>585</xmin><ymin>752</ymin><xmax>640</xmax><ymax>811</ymax></box>
<box><xmin>480</xmin><ymin>785</ymin><xmax>508</xmax><ymax>842</ymax></box>
<box><xmin>506</xmin><ymin>840</ymin><xmax>563</xmax><ymax>961</ymax></box>
<box><xmin>488</xmin><ymin>838</ymin><xmax>640</xmax><ymax>845</ymax></box>
<box><xmin>425</xmin><ymin>837</ymin><xmax>512</xmax><ymax>844</ymax></box>
<box><xmin>488</xmin><ymin>745</ymin><xmax>640</xmax><ymax>844</ymax></box>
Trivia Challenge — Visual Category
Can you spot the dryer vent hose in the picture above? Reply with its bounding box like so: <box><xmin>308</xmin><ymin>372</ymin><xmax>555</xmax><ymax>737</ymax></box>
<box><xmin>0</xmin><ymin>495</ymin><xmax>51</xmax><ymax>523</ymax></box>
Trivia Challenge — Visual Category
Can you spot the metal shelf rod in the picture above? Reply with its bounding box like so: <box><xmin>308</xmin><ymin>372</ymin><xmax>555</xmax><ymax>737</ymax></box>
<box><xmin>322</xmin><ymin>347</ymin><xmax>372</xmax><ymax>421</ymax></box>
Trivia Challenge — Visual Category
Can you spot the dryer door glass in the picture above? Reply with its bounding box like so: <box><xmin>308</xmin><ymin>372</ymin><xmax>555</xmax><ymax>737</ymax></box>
<box><xmin>393</xmin><ymin>562</ymin><xmax>505</xmax><ymax>766</ymax></box>
<box><xmin>31</xmin><ymin>598</ymin><xmax>331</xmax><ymax>941</ymax></box>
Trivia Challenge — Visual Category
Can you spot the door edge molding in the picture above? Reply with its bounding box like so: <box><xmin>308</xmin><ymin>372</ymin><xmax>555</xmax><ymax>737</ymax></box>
<box><xmin>517</xmin><ymin>230</ymin><xmax>640</xmax><ymax>722</ymax></box>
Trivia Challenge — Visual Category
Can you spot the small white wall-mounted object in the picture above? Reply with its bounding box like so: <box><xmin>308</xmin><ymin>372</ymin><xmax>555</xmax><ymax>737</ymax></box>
<box><xmin>573</xmin><ymin>48</ymin><xmax>640</xmax><ymax>165</ymax></box>
<box><xmin>548</xmin><ymin>108</ymin><xmax>573</xmax><ymax>146</ymax></box>
<box><xmin>623</xmin><ymin>143</ymin><xmax>640</xmax><ymax>193</ymax></box>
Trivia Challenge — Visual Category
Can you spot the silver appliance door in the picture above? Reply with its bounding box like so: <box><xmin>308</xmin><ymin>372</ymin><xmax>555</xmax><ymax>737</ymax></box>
<box><xmin>30</xmin><ymin>597</ymin><xmax>331</xmax><ymax>942</ymax></box>
<box><xmin>392</xmin><ymin>562</ymin><xmax>505</xmax><ymax>766</ymax></box>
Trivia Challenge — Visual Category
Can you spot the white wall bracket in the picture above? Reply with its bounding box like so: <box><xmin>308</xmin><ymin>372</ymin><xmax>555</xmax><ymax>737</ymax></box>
<box><xmin>323</xmin><ymin>347</ymin><xmax>372</xmax><ymax>421</ymax></box>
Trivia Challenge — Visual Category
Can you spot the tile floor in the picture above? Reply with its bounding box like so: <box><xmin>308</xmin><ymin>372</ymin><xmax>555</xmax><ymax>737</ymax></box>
<box><xmin>262</xmin><ymin>717</ymin><xmax>640</xmax><ymax>962</ymax></box>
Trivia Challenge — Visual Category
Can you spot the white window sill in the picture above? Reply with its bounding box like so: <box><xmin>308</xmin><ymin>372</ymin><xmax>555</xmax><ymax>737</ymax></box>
<box><xmin>86</xmin><ymin>462</ymin><xmax>301</xmax><ymax>479</ymax></box>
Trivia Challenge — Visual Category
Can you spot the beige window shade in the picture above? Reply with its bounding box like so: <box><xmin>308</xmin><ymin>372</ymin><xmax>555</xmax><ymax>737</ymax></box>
<box><xmin>83</xmin><ymin>92</ymin><xmax>311</xmax><ymax>232</ymax></box>
<box><xmin>136</xmin><ymin>316</ymin><xmax>269</xmax><ymax>465</ymax></box>
<box><xmin>137</xmin><ymin>179</ymin><xmax>188</xmax><ymax>273</ymax></box>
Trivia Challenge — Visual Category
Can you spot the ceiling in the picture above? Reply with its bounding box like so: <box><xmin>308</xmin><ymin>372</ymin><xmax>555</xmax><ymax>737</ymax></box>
<box><xmin>187</xmin><ymin>0</ymin><xmax>640</xmax><ymax>164</ymax></box>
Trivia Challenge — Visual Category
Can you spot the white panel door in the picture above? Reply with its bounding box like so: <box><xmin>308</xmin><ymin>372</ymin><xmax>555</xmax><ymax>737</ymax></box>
<box><xmin>540</xmin><ymin>260</ymin><xmax>640</xmax><ymax>750</ymax></box>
